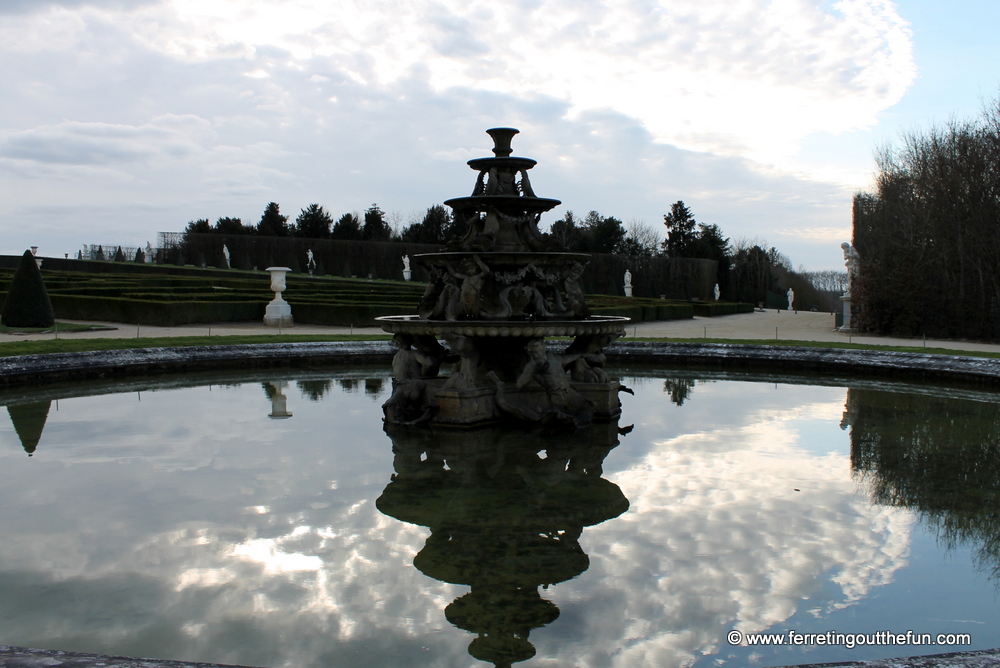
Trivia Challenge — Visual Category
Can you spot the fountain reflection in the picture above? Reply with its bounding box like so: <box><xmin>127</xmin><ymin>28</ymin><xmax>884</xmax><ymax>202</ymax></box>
<box><xmin>847</xmin><ymin>387</ymin><xmax>1000</xmax><ymax>580</ymax></box>
<box><xmin>376</xmin><ymin>420</ymin><xmax>631</xmax><ymax>666</ymax></box>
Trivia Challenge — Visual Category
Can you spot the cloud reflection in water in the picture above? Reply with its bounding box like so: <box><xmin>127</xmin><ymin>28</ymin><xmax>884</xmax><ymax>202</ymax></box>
<box><xmin>0</xmin><ymin>372</ymin><xmax>941</xmax><ymax>668</ymax></box>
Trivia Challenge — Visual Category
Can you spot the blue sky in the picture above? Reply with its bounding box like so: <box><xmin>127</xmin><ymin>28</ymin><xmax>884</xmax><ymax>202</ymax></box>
<box><xmin>0</xmin><ymin>0</ymin><xmax>996</xmax><ymax>270</ymax></box>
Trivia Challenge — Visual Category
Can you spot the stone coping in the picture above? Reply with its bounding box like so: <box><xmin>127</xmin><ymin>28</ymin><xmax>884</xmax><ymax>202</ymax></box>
<box><xmin>1</xmin><ymin>340</ymin><xmax>999</xmax><ymax>389</ymax></box>
<box><xmin>3</xmin><ymin>644</ymin><xmax>1000</xmax><ymax>668</ymax></box>
<box><xmin>0</xmin><ymin>646</ymin><xmax>256</xmax><ymax>667</ymax></box>
<box><xmin>603</xmin><ymin>341</ymin><xmax>1000</xmax><ymax>386</ymax></box>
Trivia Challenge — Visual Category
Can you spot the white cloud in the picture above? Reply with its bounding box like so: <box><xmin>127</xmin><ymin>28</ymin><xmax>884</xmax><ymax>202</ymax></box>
<box><xmin>0</xmin><ymin>0</ymin><xmax>916</xmax><ymax>267</ymax></box>
<box><xmin>113</xmin><ymin>0</ymin><xmax>915</xmax><ymax>169</ymax></box>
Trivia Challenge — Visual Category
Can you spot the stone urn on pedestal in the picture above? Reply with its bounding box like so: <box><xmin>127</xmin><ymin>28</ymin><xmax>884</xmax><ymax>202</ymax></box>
<box><xmin>376</xmin><ymin>128</ymin><xmax>630</xmax><ymax>429</ymax></box>
<box><xmin>263</xmin><ymin>267</ymin><xmax>293</xmax><ymax>327</ymax></box>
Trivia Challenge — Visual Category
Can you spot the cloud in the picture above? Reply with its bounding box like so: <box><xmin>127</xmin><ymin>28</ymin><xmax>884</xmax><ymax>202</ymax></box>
<box><xmin>115</xmin><ymin>0</ymin><xmax>915</xmax><ymax>167</ymax></box>
<box><xmin>0</xmin><ymin>0</ymin><xmax>909</xmax><ymax>267</ymax></box>
<box><xmin>0</xmin><ymin>116</ymin><xmax>208</xmax><ymax>165</ymax></box>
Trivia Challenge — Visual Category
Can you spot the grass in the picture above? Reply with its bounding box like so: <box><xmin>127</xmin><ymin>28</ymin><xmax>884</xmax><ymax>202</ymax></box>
<box><xmin>0</xmin><ymin>334</ymin><xmax>392</xmax><ymax>357</ymax></box>
<box><xmin>0</xmin><ymin>321</ymin><xmax>112</xmax><ymax>334</ymax></box>
<box><xmin>0</xmin><ymin>332</ymin><xmax>997</xmax><ymax>359</ymax></box>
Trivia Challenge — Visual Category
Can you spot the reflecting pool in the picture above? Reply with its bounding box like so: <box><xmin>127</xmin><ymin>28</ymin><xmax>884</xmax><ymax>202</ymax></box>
<box><xmin>1</xmin><ymin>367</ymin><xmax>998</xmax><ymax>668</ymax></box>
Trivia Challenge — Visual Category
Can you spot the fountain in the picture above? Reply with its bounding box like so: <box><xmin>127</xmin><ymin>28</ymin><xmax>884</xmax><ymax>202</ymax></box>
<box><xmin>377</xmin><ymin>128</ymin><xmax>630</xmax><ymax>428</ymax></box>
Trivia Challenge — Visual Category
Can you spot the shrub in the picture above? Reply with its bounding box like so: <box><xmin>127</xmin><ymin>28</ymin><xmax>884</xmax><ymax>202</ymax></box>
<box><xmin>1</xmin><ymin>250</ymin><xmax>55</xmax><ymax>327</ymax></box>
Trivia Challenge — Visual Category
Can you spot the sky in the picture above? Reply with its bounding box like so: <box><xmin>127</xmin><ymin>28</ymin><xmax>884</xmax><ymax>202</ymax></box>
<box><xmin>0</xmin><ymin>0</ymin><xmax>997</xmax><ymax>270</ymax></box>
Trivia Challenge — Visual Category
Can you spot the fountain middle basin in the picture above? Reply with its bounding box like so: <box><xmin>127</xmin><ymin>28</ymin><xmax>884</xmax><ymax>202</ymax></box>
<box><xmin>1</xmin><ymin>365</ymin><xmax>998</xmax><ymax>667</ymax></box>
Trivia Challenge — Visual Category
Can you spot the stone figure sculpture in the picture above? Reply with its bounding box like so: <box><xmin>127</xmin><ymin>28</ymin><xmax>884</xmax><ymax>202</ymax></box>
<box><xmin>714</xmin><ymin>284</ymin><xmax>721</xmax><ymax>301</ymax></box>
<box><xmin>222</xmin><ymin>245</ymin><xmax>230</xmax><ymax>268</ymax></box>
<box><xmin>787</xmin><ymin>288</ymin><xmax>794</xmax><ymax>310</ymax></box>
<box><xmin>842</xmin><ymin>242</ymin><xmax>860</xmax><ymax>295</ymax></box>
<box><xmin>623</xmin><ymin>269</ymin><xmax>633</xmax><ymax>297</ymax></box>
<box><xmin>402</xmin><ymin>255</ymin><xmax>410</xmax><ymax>272</ymax></box>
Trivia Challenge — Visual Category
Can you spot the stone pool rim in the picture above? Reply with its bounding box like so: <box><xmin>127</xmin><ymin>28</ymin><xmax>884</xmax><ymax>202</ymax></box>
<box><xmin>1</xmin><ymin>340</ymin><xmax>1000</xmax><ymax>389</ymax></box>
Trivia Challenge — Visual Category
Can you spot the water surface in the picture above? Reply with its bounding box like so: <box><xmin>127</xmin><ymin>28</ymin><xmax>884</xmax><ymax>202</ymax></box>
<box><xmin>0</xmin><ymin>367</ymin><xmax>997</xmax><ymax>667</ymax></box>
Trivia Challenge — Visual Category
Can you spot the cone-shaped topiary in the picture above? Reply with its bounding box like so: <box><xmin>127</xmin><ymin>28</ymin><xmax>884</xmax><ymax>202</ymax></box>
<box><xmin>114</xmin><ymin>246</ymin><xmax>125</xmax><ymax>262</ymax></box>
<box><xmin>1</xmin><ymin>250</ymin><xmax>55</xmax><ymax>328</ymax></box>
<box><xmin>134</xmin><ymin>248</ymin><xmax>145</xmax><ymax>263</ymax></box>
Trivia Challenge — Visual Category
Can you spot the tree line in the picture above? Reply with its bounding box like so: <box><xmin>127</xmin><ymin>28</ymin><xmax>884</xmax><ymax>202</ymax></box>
<box><xmin>183</xmin><ymin>199</ymin><xmax>838</xmax><ymax>309</ymax></box>
<box><xmin>183</xmin><ymin>202</ymin><xmax>457</xmax><ymax>244</ymax></box>
<box><xmin>853</xmin><ymin>98</ymin><xmax>1000</xmax><ymax>339</ymax></box>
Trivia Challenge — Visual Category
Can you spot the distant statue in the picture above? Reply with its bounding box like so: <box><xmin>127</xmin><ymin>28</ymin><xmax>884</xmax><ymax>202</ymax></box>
<box><xmin>714</xmin><ymin>284</ymin><xmax>721</xmax><ymax>301</ymax></box>
<box><xmin>306</xmin><ymin>249</ymin><xmax>316</xmax><ymax>275</ymax></box>
<box><xmin>401</xmin><ymin>254</ymin><xmax>412</xmax><ymax>281</ymax></box>
<box><xmin>145</xmin><ymin>242</ymin><xmax>154</xmax><ymax>263</ymax></box>
<box><xmin>222</xmin><ymin>245</ymin><xmax>231</xmax><ymax>268</ymax></box>
<box><xmin>787</xmin><ymin>288</ymin><xmax>794</xmax><ymax>310</ymax></box>
<box><xmin>623</xmin><ymin>269</ymin><xmax>633</xmax><ymax>297</ymax></box>
<box><xmin>841</xmin><ymin>242</ymin><xmax>860</xmax><ymax>295</ymax></box>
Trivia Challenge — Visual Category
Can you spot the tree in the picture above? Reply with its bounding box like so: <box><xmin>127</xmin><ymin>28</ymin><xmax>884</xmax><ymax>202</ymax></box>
<box><xmin>580</xmin><ymin>210</ymin><xmax>626</xmax><ymax>253</ymax></box>
<box><xmin>662</xmin><ymin>201</ymin><xmax>697</xmax><ymax>257</ymax></box>
<box><xmin>618</xmin><ymin>219</ymin><xmax>661</xmax><ymax>258</ymax></box>
<box><xmin>331</xmin><ymin>213</ymin><xmax>362</xmax><ymax>240</ymax></box>
<box><xmin>113</xmin><ymin>246</ymin><xmax>125</xmax><ymax>262</ymax></box>
<box><xmin>730</xmin><ymin>240</ymin><xmax>774</xmax><ymax>305</ymax></box>
<box><xmin>401</xmin><ymin>204</ymin><xmax>451</xmax><ymax>244</ymax></box>
<box><xmin>362</xmin><ymin>203</ymin><xmax>392</xmax><ymax>242</ymax></box>
<box><xmin>184</xmin><ymin>218</ymin><xmax>211</xmax><ymax>235</ymax></box>
<box><xmin>1</xmin><ymin>250</ymin><xmax>54</xmax><ymax>328</ymax></box>
<box><xmin>257</xmin><ymin>202</ymin><xmax>290</xmax><ymax>237</ymax></box>
<box><xmin>689</xmin><ymin>223</ymin><xmax>732</xmax><ymax>291</ymax></box>
<box><xmin>214</xmin><ymin>217</ymin><xmax>252</xmax><ymax>235</ymax></box>
<box><xmin>295</xmin><ymin>204</ymin><xmax>333</xmax><ymax>239</ymax></box>
<box><xmin>549</xmin><ymin>211</ymin><xmax>584</xmax><ymax>251</ymax></box>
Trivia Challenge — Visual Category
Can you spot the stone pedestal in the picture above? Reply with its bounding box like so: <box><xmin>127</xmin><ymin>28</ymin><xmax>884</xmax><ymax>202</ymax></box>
<box><xmin>838</xmin><ymin>292</ymin><xmax>855</xmax><ymax>332</ymax></box>
<box><xmin>403</xmin><ymin>269</ymin><xmax>412</xmax><ymax>281</ymax></box>
<box><xmin>624</xmin><ymin>286</ymin><xmax>633</xmax><ymax>297</ymax></box>
<box><xmin>263</xmin><ymin>267</ymin><xmax>294</xmax><ymax>327</ymax></box>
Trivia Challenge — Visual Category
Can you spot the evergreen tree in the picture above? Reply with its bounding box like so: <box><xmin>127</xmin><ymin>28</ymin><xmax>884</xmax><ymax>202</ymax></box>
<box><xmin>295</xmin><ymin>204</ymin><xmax>333</xmax><ymax>239</ymax></box>
<box><xmin>401</xmin><ymin>204</ymin><xmax>451</xmax><ymax>244</ymax></box>
<box><xmin>331</xmin><ymin>213</ymin><xmax>362</xmax><ymax>240</ymax></box>
<box><xmin>113</xmin><ymin>246</ymin><xmax>125</xmax><ymax>262</ymax></box>
<box><xmin>215</xmin><ymin>217</ymin><xmax>252</xmax><ymax>235</ymax></box>
<box><xmin>549</xmin><ymin>211</ymin><xmax>583</xmax><ymax>251</ymax></box>
<box><xmin>257</xmin><ymin>202</ymin><xmax>290</xmax><ymax>237</ymax></box>
<box><xmin>134</xmin><ymin>248</ymin><xmax>145</xmax><ymax>263</ymax></box>
<box><xmin>689</xmin><ymin>223</ymin><xmax>732</xmax><ymax>291</ymax></box>
<box><xmin>362</xmin><ymin>204</ymin><xmax>392</xmax><ymax>241</ymax></box>
<box><xmin>1</xmin><ymin>250</ymin><xmax>55</xmax><ymax>328</ymax></box>
<box><xmin>662</xmin><ymin>201</ymin><xmax>697</xmax><ymax>257</ymax></box>
<box><xmin>581</xmin><ymin>210</ymin><xmax>626</xmax><ymax>254</ymax></box>
<box><xmin>184</xmin><ymin>219</ymin><xmax>211</xmax><ymax>235</ymax></box>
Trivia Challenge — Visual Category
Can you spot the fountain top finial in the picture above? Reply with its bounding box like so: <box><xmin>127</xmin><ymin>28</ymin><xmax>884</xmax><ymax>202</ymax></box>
<box><xmin>486</xmin><ymin>128</ymin><xmax>519</xmax><ymax>157</ymax></box>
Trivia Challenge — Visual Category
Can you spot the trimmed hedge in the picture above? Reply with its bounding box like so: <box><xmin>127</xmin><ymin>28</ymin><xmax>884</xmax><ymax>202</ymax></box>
<box><xmin>692</xmin><ymin>302</ymin><xmax>755</xmax><ymax>317</ymax></box>
<box><xmin>48</xmin><ymin>295</ymin><xmax>265</xmax><ymax>326</ymax></box>
<box><xmin>0</xmin><ymin>257</ymin><xmax>751</xmax><ymax>326</ymax></box>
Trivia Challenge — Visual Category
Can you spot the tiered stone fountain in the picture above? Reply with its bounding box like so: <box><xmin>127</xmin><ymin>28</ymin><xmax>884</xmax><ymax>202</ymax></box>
<box><xmin>377</xmin><ymin>128</ymin><xmax>629</xmax><ymax>429</ymax></box>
